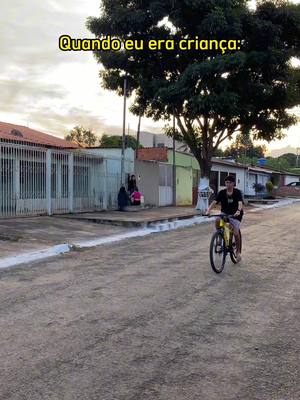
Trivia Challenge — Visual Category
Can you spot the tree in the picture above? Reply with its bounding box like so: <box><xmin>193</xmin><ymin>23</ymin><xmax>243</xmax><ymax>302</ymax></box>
<box><xmin>65</xmin><ymin>126</ymin><xmax>97</xmax><ymax>147</ymax></box>
<box><xmin>87</xmin><ymin>1</ymin><xmax>300</xmax><ymax>195</ymax></box>
<box><xmin>278</xmin><ymin>152</ymin><xmax>297</xmax><ymax>167</ymax></box>
<box><xmin>213</xmin><ymin>148</ymin><xmax>226</xmax><ymax>157</ymax></box>
<box><xmin>99</xmin><ymin>134</ymin><xmax>142</xmax><ymax>150</ymax></box>
<box><xmin>265</xmin><ymin>156</ymin><xmax>291</xmax><ymax>172</ymax></box>
<box><xmin>99</xmin><ymin>134</ymin><xmax>120</xmax><ymax>148</ymax></box>
<box><xmin>224</xmin><ymin>133</ymin><xmax>266</xmax><ymax>159</ymax></box>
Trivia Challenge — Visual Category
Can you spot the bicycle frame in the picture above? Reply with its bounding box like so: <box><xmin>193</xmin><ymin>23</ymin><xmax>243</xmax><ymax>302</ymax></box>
<box><xmin>219</xmin><ymin>218</ymin><xmax>233</xmax><ymax>247</ymax></box>
<box><xmin>208</xmin><ymin>213</ymin><xmax>242</xmax><ymax>273</ymax></box>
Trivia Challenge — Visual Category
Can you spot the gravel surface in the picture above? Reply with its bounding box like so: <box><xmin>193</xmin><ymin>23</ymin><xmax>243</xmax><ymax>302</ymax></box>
<box><xmin>0</xmin><ymin>204</ymin><xmax>299</xmax><ymax>400</ymax></box>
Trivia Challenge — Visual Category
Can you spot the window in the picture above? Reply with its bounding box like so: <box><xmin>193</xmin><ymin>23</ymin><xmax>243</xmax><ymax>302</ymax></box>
<box><xmin>220</xmin><ymin>172</ymin><xmax>236</xmax><ymax>186</ymax></box>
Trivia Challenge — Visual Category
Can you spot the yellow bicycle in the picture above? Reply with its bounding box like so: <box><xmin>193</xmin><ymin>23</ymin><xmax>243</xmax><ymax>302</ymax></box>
<box><xmin>209</xmin><ymin>214</ymin><xmax>242</xmax><ymax>273</ymax></box>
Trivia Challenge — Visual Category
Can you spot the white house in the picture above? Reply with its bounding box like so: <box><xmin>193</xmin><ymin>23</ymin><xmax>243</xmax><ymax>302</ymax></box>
<box><xmin>245</xmin><ymin>166</ymin><xmax>273</xmax><ymax>196</ymax></box>
<box><xmin>139</xmin><ymin>131</ymin><xmax>183</xmax><ymax>150</ymax></box>
<box><xmin>0</xmin><ymin>122</ymin><xmax>129</xmax><ymax>218</ymax></box>
<box><xmin>211</xmin><ymin>158</ymin><xmax>247</xmax><ymax>195</ymax></box>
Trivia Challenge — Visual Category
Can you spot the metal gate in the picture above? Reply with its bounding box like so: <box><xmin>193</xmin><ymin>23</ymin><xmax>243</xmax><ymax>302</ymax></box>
<box><xmin>159</xmin><ymin>164</ymin><xmax>173</xmax><ymax>206</ymax></box>
<box><xmin>0</xmin><ymin>142</ymin><xmax>121</xmax><ymax>217</ymax></box>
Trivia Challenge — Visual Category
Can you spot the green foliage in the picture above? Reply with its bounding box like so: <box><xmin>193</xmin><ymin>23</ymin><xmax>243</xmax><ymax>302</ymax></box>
<box><xmin>266</xmin><ymin>156</ymin><xmax>293</xmax><ymax>172</ymax></box>
<box><xmin>236</xmin><ymin>155</ymin><xmax>258</xmax><ymax>165</ymax></box>
<box><xmin>99</xmin><ymin>134</ymin><xmax>120</xmax><ymax>148</ymax></box>
<box><xmin>99</xmin><ymin>134</ymin><xmax>142</xmax><ymax>150</ymax></box>
<box><xmin>87</xmin><ymin>0</ymin><xmax>300</xmax><ymax>177</ymax></box>
<box><xmin>225</xmin><ymin>133</ymin><xmax>266</xmax><ymax>159</ymax></box>
<box><xmin>213</xmin><ymin>148</ymin><xmax>226</xmax><ymax>157</ymax></box>
<box><xmin>65</xmin><ymin>126</ymin><xmax>97</xmax><ymax>147</ymax></box>
<box><xmin>278</xmin><ymin>152</ymin><xmax>297</xmax><ymax>167</ymax></box>
<box><xmin>289</xmin><ymin>168</ymin><xmax>300</xmax><ymax>174</ymax></box>
<box><xmin>266</xmin><ymin>180</ymin><xmax>274</xmax><ymax>194</ymax></box>
<box><xmin>237</xmin><ymin>151</ymin><xmax>299</xmax><ymax>172</ymax></box>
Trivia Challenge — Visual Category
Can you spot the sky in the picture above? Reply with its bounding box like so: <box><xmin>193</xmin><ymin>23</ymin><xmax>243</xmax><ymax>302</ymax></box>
<box><xmin>0</xmin><ymin>0</ymin><xmax>299</xmax><ymax>155</ymax></box>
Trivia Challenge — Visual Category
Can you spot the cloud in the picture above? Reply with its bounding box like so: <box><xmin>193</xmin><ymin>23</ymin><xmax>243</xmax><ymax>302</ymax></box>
<box><xmin>0</xmin><ymin>0</ymin><xmax>109</xmax><ymax>136</ymax></box>
<box><xmin>268</xmin><ymin>146</ymin><xmax>298</xmax><ymax>157</ymax></box>
<box><xmin>0</xmin><ymin>0</ymin><xmax>96</xmax><ymax>81</ymax></box>
<box><xmin>26</xmin><ymin>107</ymin><xmax>124</xmax><ymax>139</ymax></box>
<box><xmin>0</xmin><ymin>79</ymin><xmax>65</xmax><ymax>113</ymax></box>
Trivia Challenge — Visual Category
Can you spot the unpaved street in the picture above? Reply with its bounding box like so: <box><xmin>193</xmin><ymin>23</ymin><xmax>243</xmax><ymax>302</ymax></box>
<box><xmin>0</xmin><ymin>204</ymin><xmax>300</xmax><ymax>400</ymax></box>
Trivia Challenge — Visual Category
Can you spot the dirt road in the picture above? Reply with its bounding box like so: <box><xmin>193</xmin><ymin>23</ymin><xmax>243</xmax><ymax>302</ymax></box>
<box><xmin>0</xmin><ymin>204</ymin><xmax>299</xmax><ymax>400</ymax></box>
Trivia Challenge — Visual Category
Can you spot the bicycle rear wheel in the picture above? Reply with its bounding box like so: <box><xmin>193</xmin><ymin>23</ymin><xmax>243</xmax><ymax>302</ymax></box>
<box><xmin>209</xmin><ymin>231</ymin><xmax>226</xmax><ymax>273</ymax></box>
<box><xmin>230</xmin><ymin>230</ymin><xmax>242</xmax><ymax>264</ymax></box>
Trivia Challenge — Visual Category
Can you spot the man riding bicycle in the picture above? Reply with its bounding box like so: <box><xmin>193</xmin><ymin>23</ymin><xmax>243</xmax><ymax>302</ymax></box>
<box><xmin>205</xmin><ymin>175</ymin><xmax>244</xmax><ymax>262</ymax></box>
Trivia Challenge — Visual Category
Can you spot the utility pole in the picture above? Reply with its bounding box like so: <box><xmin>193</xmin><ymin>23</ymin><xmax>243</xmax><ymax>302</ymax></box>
<box><xmin>172</xmin><ymin>110</ymin><xmax>176</xmax><ymax>206</ymax></box>
<box><xmin>136</xmin><ymin>112</ymin><xmax>142</xmax><ymax>160</ymax></box>
<box><xmin>121</xmin><ymin>75</ymin><xmax>127</xmax><ymax>186</ymax></box>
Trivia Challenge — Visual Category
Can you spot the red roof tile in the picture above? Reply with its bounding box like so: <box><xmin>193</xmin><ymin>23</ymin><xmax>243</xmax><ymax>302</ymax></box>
<box><xmin>0</xmin><ymin>121</ymin><xmax>79</xmax><ymax>149</ymax></box>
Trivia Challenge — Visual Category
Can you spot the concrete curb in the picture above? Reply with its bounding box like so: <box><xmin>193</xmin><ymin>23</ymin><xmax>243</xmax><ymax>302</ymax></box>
<box><xmin>247</xmin><ymin>198</ymin><xmax>300</xmax><ymax>212</ymax></box>
<box><xmin>0</xmin><ymin>244</ymin><xmax>70</xmax><ymax>270</ymax></box>
<box><xmin>1</xmin><ymin>198</ymin><xmax>299</xmax><ymax>270</ymax></box>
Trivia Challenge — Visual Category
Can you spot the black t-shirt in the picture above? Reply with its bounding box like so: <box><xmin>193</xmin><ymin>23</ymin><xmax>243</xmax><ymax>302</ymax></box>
<box><xmin>215</xmin><ymin>188</ymin><xmax>244</xmax><ymax>221</ymax></box>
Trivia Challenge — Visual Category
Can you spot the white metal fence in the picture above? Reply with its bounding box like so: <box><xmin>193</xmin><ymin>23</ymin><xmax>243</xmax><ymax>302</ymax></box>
<box><xmin>0</xmin><ymin>142</ymin><xmax>121</xmax><ymax>217</ymax></box>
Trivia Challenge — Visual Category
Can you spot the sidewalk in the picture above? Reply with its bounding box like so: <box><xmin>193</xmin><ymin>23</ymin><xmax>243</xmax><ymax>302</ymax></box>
<box><xmin>59</xmin><ymin>206</ymin><xmax>202</xmax><ymax>228</ymax></box>
<box><xmin>0</xmin><ymin>217</ymin><xmax>134</xmax><ymax>259</ymax></box>
<box><xmin>1</xmin><ymin>199</ymin><xmax>299</xmax><ymax>269</ymax></box>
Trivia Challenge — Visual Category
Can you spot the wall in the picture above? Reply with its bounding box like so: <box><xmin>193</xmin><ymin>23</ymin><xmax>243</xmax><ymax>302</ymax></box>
<box><xmin>275</xmin><ymin>186</ymin><xmax>300</xmax><ymax>197</ymax></box>
<box><xmin>154</xmin><ymin>134</ymin><xmax>173</xmax><ymax>148</ymax></box>
<box><xmin>154</xmin><ymin>134</ymin><xmax>182</xmax><ymax>150</ymax></box>
<box><xmin>137</xmin><ymin>148</ymin><xmax>168</xmax><ymax>162</ymax></box>
<box><xmin>139</xmin><ymin>132</ymin><xmax>183</xmax><ymax>150</ymax></box>
<box><xmin>139</xmin><ymin>131</ymin><xmax>155</xmax><ymax>148</ymax></box>
<box><xmin>167</xmin><ymin>150</ymin><xmax>200</xmax><ymax>170</ymax></box>
<box><xmin>85</xmin><ymin>148</ymin><xmax>134</xmax><ymax>176</ymax></box>
<box><xmin>135</xmin><ymin>160</ymin><xmax>159</xmax><ymax>206</ymax></box>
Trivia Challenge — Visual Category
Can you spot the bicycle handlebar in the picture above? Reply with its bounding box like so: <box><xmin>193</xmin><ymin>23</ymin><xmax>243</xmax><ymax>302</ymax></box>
<box><xmin>202</xmin><ymin>213</ymin><xmax>236</xmax><ymax>218</ymax></box>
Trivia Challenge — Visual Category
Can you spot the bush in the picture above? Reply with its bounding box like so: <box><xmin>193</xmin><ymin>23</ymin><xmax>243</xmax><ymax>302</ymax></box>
<box><xmin>253</xmin><ymin>183</ymin><xmax>265</xmax><ymax>193</ymax></box>
<box><xmin>266</xmin><ymin>181</ymin><xmax>274</xmax><ymax>194</ymax></box>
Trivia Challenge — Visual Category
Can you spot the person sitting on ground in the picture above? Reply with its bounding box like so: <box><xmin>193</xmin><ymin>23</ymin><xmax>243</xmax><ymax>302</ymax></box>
<box><xmin>128</xmin><ymin>174</ymin><xmax>137</xmax><ymax>195</ymax></box>
<box><xmin>130</xmin><ymin>187</ymin><xmax>142</xmax><ymax>206</ymax></box>
<box><xmin>118</xmin><ymin>186</ymin><xmax>129</xmax><ymax>211</ymax></box>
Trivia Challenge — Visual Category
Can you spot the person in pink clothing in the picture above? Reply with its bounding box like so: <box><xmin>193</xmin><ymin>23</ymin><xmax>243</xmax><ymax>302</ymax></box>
<box><xmin>130</xmin><ymin>187</ymin><xmax>142</xmax><ymax>206</ymax></box>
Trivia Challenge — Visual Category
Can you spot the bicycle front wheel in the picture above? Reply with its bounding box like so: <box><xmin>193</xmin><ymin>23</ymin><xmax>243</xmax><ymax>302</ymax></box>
<box><xmin>209</xmin><ymin>231</ymin><xmax>226</xmax><ymax>274</ymax></box>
